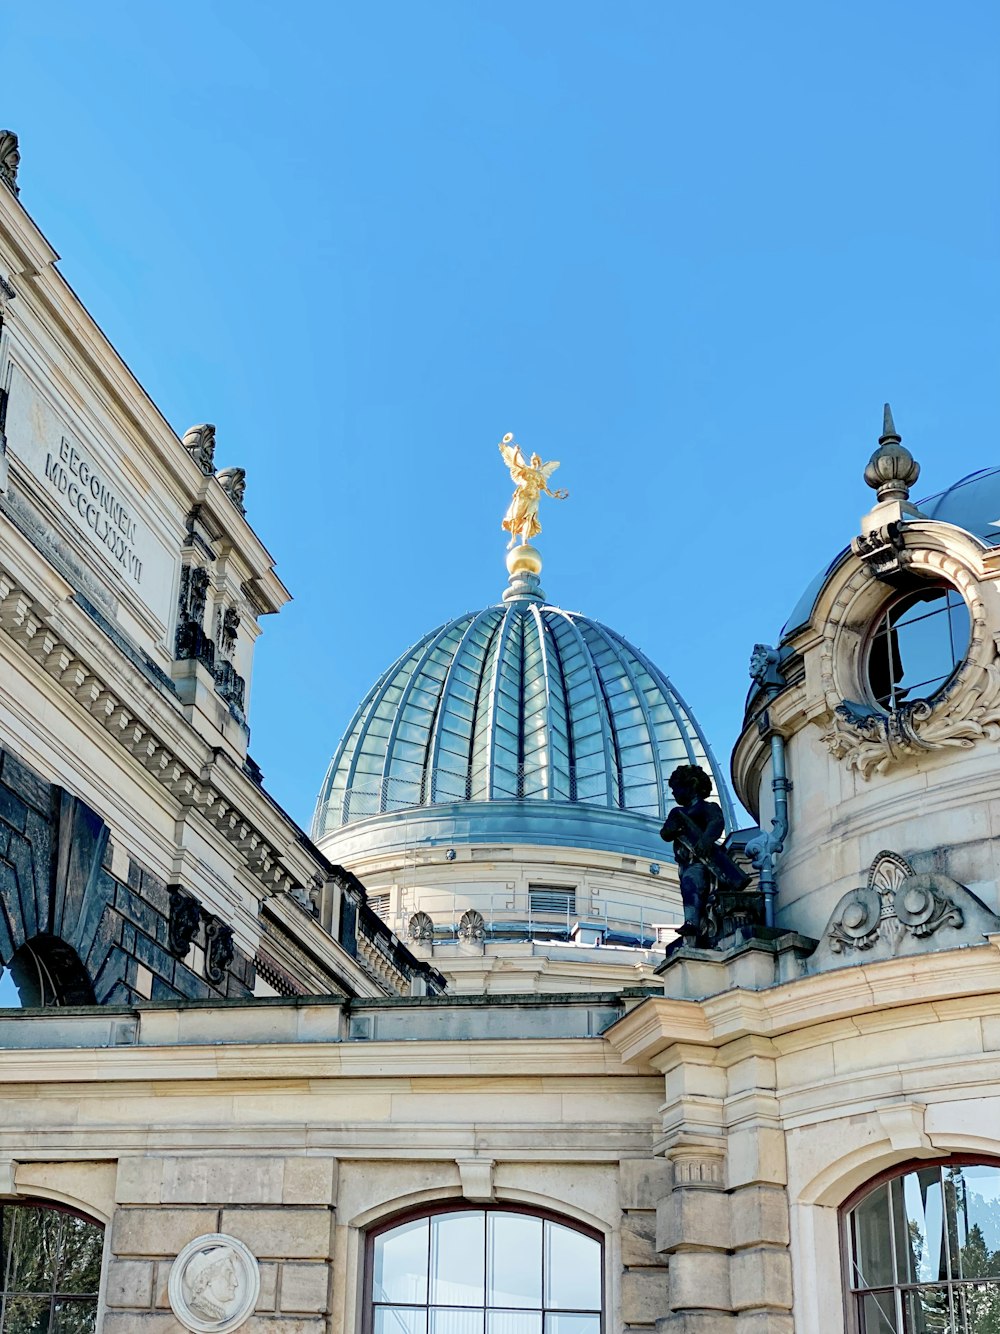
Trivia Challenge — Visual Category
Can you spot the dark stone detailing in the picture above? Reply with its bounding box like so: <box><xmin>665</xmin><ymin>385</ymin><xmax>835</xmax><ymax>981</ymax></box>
<box><xmin>660</xmin><ymin>765</ymin><xmax>751</xmax><ymax>948</ymax></box>
<box><xmin>1</xmin><ymin>750</ymin><xmax>51</xmax><ymax>813</ymax></box>
<box><xmin>0</xmin><ymin>274</ymin><xmax>15</xmax><ymax>304</ymax></box>
<box><xmin>73</xmin><ymin>593</ymin><xmax>178</xmax><ymax>697</ymax></box>
<box><xmin>218</xmin><ymin>607</ymin><xmax>240</xmax><ymax>658</ymax></box>
<box><xmin>9</xmin><ymin>934</ymin><xmax>96</xmax><ymax>1006</ymax></box>
<box><xmin>175</xmin><ymin>565</ymin><xmax>214</xmax><ymax>667</ymax></box>
<box><xmin>243</xmin><ymin>755</ymin><xmax>264</xmax><ymax>787</ymax></box>
<box><xmin>213</xmin><ymin>658</ymin><xmax>246</xmax><ymax>714</ymax></box>
<box><xmin>52</xmin><ymin>790</ymin><xmax>109</xmax><ymax>945</ymax></box>
<box><xmin>0</xmin><ymin>130</ymin><xmax>20</xmax><ymax>196</ymax></box>
<box><xmin>0</xmin><ymin>745</ymin><xmax>254</xmax><ymax>1005</ymax></box>
<box><xmin>203</xmin><ymin>916</ymin><xmax>235</xmax><ymax>985</ymax></box>
<box><xmin>167</xmin><ymin>886</ymin><xmax>201</xmax><ymax>959</ymax></box>
<box><xmin>255</xmin><ymin>951</ymin><xmax>307</xmax><ymax>998</ymax></box>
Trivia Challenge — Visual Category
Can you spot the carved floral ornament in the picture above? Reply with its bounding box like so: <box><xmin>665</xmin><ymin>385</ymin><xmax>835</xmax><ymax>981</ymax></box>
<box><xmin>825</xmin><ymin>851</ymin><xmax>965</xmax><ymax>956</ymax></box>
<box><xmin>816</xmin><ymin>530</ymin><xmax>1000</xmax><ymax>779</ymax></box>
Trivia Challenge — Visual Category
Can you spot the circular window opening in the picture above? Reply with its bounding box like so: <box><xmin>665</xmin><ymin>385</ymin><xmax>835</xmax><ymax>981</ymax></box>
<box><xmin>866</xmin><ymin>583</ymin><xmax>970</xmax><ymax>712</ymax></box>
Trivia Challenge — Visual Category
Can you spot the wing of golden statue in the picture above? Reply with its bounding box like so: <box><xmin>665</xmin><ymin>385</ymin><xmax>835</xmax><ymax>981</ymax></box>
<box><xmin>537</xmin><ymin>459</ymin><xmax>561</xmax><ymax>481</ymax></box>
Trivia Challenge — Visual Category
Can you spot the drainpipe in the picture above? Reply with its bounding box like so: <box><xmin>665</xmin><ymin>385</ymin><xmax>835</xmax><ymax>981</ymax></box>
<box><xmin>744</xmin><ymin>645</ymin><xmax>791</xmax><ymax>929</ymax></box>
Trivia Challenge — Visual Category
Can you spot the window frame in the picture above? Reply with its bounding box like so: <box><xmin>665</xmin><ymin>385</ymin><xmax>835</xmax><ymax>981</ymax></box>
<box><xmin>839</xmin><ymin>1155</ymin><xmax>1000</xmax><ymax>1334</ymax></box>
<box><xmin>0</xmin><ymin>1196</ymin><xmax>105</xmax><ymax>1332</ymax></box>
<box><xmin>862</xmin><ymin>580</ymin><xmax>970</xmax><ymax>716</ymax></box>
<box><xmin>362</xmin><ymin>1200</ymin><xmax>605</xmax><ymax>1334</ymax></box>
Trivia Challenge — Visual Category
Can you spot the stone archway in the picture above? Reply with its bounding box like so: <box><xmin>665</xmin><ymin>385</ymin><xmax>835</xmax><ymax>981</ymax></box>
<box><xmin>7</xmin><ymin>934</ymin><xmax>96</xmax><ymax>1007</ymax></box>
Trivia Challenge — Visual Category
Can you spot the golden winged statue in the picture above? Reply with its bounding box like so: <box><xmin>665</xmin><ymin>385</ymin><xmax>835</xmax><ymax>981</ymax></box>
<box><xmin>498</xmin><ymin>433</ymin><xmax>569</xmax><ymax>549</ymax></box>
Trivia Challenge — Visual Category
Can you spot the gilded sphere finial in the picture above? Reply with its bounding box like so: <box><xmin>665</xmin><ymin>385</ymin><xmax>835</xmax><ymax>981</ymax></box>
<box><xmin>506</xmin><ymin>543</ymin><xmax>543</xmax><ymax>578</ymax></box>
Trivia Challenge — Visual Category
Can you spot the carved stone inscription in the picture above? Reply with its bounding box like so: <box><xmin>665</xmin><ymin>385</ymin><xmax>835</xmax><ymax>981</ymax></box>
<box><xmin>43</xmin><ymin>437</ymin><xmax>144</xmax><ymax>583</ymax></box>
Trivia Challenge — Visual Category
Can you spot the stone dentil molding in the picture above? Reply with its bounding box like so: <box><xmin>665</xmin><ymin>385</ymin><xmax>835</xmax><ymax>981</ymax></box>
<box><xmin>817</xmin><ymin>537</ymin><xmax>1000</xmax><ymax>778</ymax></box>
<box><xmin>0</xmin><ymin>559</ymin><xmax>298</xmax><ymax>899</ymax></box>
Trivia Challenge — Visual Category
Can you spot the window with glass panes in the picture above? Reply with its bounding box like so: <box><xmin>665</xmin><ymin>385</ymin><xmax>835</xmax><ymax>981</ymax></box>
<box><xmin>368</xmin><ymin>1206</ymin><xmax>603</xmax><ymax>1334</ymax></box>
<box><xmin>844</xmin><ymin>1161</ymin><xmax>1000</xmax><ymax>1332</ymax></box>
<box><xmin>866</xmin><ymin>585</ymin><xmax>969</xmax><ymax>712</ymax></box>
<box><xmin>0</xmin><ymin>1202</ymin><xmax>104</xmax><ymax>1331</ymax></box>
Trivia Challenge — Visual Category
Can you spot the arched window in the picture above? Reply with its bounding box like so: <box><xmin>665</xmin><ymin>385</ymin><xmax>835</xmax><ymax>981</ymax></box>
<box><xmin>366</xmin><ymin>1205</ymin><xmax>603</xmax><ymax>1333</ymax></box>
<box><xmin>844</xmin><ymin>1160</ymin><xmax>1000</xmax><ymax>1331</ymax></box>
<box><xmin>7</xmin><ymin>935</ymin><xmax>96</xmax><ymax>1008</ymax></box>
<box><xmin>0</xmin><ymin>1200</ymin><xmax>104</xmax><ymax>1330</ymax></box>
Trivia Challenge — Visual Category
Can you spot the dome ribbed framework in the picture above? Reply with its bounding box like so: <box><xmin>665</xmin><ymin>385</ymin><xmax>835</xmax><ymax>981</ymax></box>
<box><xmin>312</xmin><ymin>602</ymin><xmax>731</xmax><ymax>840</ymax></box>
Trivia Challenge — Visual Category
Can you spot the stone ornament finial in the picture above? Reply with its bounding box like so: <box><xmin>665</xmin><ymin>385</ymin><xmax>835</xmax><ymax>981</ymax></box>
<box><xmin>864</xmin><ymin>402</ymin><xmax>920</xmax><ymax>504</ymax></box>
<box><xmin>168</xmin><ymin>1232</ymin><xmax>260</xmax><ymax>1333</ymax></box>
<box><xmin>182</xmin><ymin>423</ymin><xmax>217</xmax><ymax>475</ymax></box>
<box><xmin>217</xmin><ymin>466</ymin><xmax>247</xmax><ymax>515</ymax></box>
<box><xmin>0</xmin><ymin>131</ymin><xmax>20</xmax><ymax>197</ymax></box>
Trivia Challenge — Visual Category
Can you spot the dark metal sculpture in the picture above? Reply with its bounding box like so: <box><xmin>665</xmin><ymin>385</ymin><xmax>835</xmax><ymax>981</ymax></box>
<box><xmin>659</xmin><ymin>765</ymin><xmax>750</xmax><ymax>945</ymax></box>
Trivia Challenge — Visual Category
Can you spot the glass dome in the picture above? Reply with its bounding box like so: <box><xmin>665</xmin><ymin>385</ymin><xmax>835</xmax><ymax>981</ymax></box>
<box><xmin>312</xmin><ymin>597</ymin><xmax>732</xmax><ymax>844</ymax></box>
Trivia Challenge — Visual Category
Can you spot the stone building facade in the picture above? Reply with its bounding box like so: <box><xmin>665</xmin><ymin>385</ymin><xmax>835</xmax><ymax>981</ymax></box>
<box><xmin>2</xmin><ymin>131</ymin><xmax>1000</xmax><ymax>1334</ymax></box>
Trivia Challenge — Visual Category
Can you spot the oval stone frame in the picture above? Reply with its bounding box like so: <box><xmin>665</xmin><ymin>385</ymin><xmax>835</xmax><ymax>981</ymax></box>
<box><xmin>167</xmin><ymin>1232</ymin><xmax>261</xmax><ymax>1334</ymax></box>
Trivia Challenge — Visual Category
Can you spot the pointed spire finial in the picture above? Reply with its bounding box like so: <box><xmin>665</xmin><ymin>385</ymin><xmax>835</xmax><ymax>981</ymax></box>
<box><xmin>880</xmin><ymin>402</ymin><xmax>899</xmax><ymax>445</ymax></box>
<box><xmin>864</xmin><ymin>402</ymin><xmax>919</xmax><ymax>504</ymax></box>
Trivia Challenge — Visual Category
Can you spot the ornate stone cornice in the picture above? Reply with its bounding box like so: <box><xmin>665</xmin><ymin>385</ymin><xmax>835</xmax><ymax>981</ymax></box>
<box><xmin>0</xmin><ymin>558</ymin><xmax>297</xmax><ymax>899</ymax></box>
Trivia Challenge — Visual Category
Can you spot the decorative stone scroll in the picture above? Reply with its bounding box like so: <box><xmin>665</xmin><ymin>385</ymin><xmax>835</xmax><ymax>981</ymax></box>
<box><xmin>813</xmin><ymin>849</ymin><xmax>999</xmax><ymax>970</ymax></box>
<box><xmin>0</xmin><ymin>131</ymin><xmax>20</xmax><ymax>196</ymax></box>
<box><xmin>168</xmin><ymin>1232</ymin><xmax>260</xmax><ymax>1333</ymax></box>
<box><xmin>217</xmin><ymin>467</ymin><xmax>246</xmax><ymax>515</ymax></box>
<box><xmin>204</xmin><ymin>916</ymin><xmax>235</xmax><ymax>985</ymax></box>
<box><xmin>458</xmin><ymin>908</ymin><xmax>485</xmax><ymax>941</ymax></box>
<box><xmin>182</xmin><ymin>424</ymin><xmax>217</xmax><ymax>475</ymax></box>
<box><xmin>168</xmin><ymin>885</ymin><xmax>202</xmax><ymax>959</ymax></box>
<box><xmin>409</xmin><ymin>910</ymin><xmax>434</xmax><ymax>942</ymax></box>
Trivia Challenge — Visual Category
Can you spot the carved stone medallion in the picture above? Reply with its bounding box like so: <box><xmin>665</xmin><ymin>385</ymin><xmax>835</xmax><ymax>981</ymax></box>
<box><xmin>168</xmin><ymin>1233</ymin><xmax>260</xmax><ymax>1333</ymax></box>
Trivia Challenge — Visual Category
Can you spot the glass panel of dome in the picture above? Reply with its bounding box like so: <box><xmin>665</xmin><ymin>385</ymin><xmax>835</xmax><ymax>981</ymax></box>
<box><xmin>430</xmin><ymin>1213</ymin><xmax>485</xmax><ymax>1305</ymax></box>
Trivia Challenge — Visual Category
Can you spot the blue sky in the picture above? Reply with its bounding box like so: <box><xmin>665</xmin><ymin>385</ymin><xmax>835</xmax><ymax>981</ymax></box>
<box><xmin>4</xmin><ymin>0</ymin><xmax>999</xmax><ymax>837</ymax></box>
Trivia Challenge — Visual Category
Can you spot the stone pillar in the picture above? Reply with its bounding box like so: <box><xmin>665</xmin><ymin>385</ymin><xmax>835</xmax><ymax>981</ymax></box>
<box><xmin>655</xmin><ymin>1045</ymin><xmax>734</xmax><ymax>1332</ymax></box>
<box><xmin>721</xmin><ymin>1037</ymin><xmax>793</xmax><ymax>1334</ymax></box>
<box><xmin>619</xmin><ymin>1158</ymin><xmax>672</xmax><ymax>1332</ymax></box>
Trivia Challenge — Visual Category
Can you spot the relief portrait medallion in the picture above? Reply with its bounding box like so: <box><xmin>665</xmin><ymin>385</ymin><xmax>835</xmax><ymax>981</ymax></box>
<box><xmin>168</xmin><ymin>1233</ymin><xmax>261</xmax><ymax>1333</ymax></box>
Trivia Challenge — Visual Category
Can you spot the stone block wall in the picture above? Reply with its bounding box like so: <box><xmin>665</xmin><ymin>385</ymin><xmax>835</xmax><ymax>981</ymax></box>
<box><xmin>619</xmin><ymin>1159</ymin><xmax>671</xmax><ymax>1330</ymax></box>
<box><xmin>105</xmin><ymin>1154</ymin><xmax>337</xmax><ymax>1331</ymax></box>
<box><xmin>0</xmin><ymin>742</ymin><xmax>254</xmax><ymax>1005</ymax></box>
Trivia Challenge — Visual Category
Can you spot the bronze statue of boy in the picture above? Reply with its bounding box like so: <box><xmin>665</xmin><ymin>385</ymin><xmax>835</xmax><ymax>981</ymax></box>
<box><xmin>660</xmin><ymin>765</ymin><xmax>749</xmax><ymax>943</ymax></box>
